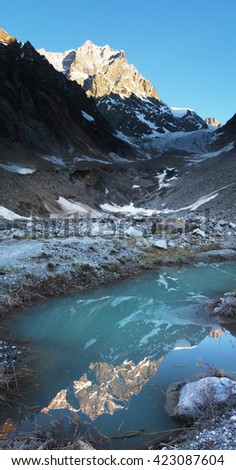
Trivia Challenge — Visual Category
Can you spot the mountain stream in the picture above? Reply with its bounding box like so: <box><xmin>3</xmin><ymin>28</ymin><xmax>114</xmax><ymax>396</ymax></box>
<box><xmin>1</xmin><ymin>261</ymin><xmax>236</xmax><ymax>449</ymax></box>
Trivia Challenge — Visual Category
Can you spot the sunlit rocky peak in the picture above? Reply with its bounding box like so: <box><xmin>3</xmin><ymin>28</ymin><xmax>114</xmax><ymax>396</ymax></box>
<box><xmin>38</xmin><ymin>40</ymin><xmax>160</xmax><ymax>100</ymax></box>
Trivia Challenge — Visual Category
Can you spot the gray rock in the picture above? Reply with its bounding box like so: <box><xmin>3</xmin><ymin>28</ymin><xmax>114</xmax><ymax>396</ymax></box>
<box><xmin>192</xmin><ymin>228</ymin><xmax>206</xmax><ymax>237</ymax></box>
<box><xmin>125</xmin><ymin>226</ymin><xmax>143</xmax><ymax>238</ymax></box>
<box><xmin>12</xmin><ymin>229</ymin><xmax>26</xmax><ymax>239</ymax></box>
<box><xmin>167</xmin><ymin>240</ymin><xmax>176</xmax><ymax>248</ymax></box>
<box><xmin>216</xmin><ymin>219</ymin><xmax>228</xmax><ymax>227</ymax></box>
<box><xmin>213</xmin><ymin>292</ymin><xmax>236</xmax><ymax>320</ymax></box>
<box><xmin>72</xmin><ymin>440</ymin><xmax>94</xmax><ymax>450</ymax></box>
<box><xmin>152</xmin><ymin>239</ymin><xmax>168</xmax><ymax>250</ymax></box>
<box><xmin>166</xmin><ymin>377</ymin><xmax>236</xmax><ymax>422</ymax></box>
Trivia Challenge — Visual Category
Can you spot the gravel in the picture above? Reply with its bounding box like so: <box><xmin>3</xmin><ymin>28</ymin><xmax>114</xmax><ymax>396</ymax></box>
<box><xmin>168</xmin><ymin>408</ymin><xmax>236</xmax><ymax>450</ymax></box>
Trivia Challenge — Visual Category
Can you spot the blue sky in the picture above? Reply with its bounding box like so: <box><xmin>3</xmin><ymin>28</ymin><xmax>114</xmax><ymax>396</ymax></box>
<box><xmin>1</xmin><ymin>0</ymin><xmax>235</xmax><ymax>123</ymax></box>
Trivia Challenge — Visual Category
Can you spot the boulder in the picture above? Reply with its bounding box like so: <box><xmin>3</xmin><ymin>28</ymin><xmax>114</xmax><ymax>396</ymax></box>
<box><xmin>125</xmin><ymin>226</ymin><xmax>143</xmax><ymax>238</ymax></box>
<box><xmin>213</xmin><ymin>292</ymin><xmax>236</xmax><ymax>320</ymax></box>
<box><xmin>192</xmin><ymin>228</ymin><xmax>205</xmax><ymax>238</ymax></box>
<box><xmin>165</xmin><ymin>377</ymin><xmax>236</xmax><ymax>422</ymax></box>
<box><xmin>152</xmin><ymin>239</ymin><xmax>168</xmax><ymax>250</ymax></box>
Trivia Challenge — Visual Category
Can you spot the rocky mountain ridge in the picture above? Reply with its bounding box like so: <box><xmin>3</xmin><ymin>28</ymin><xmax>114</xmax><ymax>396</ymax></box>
<box><xmin>39</xmin><ymin>40</ymin><xmax>160</xmax><ymax>100</ymax></box>
<box><xmin>0</xmin><ymin>35</ymin><xmax>138</xmax><ymax>165</ymax></box>
<box><xmin>0</xmin><ymin>30</ymin><xmax>235</xmax><ymax>219</ymax></box>
<box><xmin>38</xmin><ymin>41</ymin><xmax>208</xmax><ymax>140</ymax></box>
<box><xmin>0</xmin><ymin>28</ymin><xmax>16</xmax><ymax>45</ymax></box>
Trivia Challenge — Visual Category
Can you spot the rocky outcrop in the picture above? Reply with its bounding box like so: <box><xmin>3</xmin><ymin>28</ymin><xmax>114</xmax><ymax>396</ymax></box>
<box><xmin>213</xmin><ymin>113</ymin><xmax>236</xmax><ymax>149</ymax></box>
<box><xmin>165</xmin><ymin>377</ymin><xmax>236</xmax><ymax>422</ymax></box>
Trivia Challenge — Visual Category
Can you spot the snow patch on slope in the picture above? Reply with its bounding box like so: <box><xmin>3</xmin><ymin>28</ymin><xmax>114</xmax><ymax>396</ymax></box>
<box><xmin>81</xmin><ymin>111</ymin><xmax>95</xmax><ymax>122</ymax></box>
<box><xmin>115</xmin><ymin>131</ymin><xmax>139</xmax><ymax>147</ymax></box>
<box><xmin>100</xmin><ymin>202</ymin><xmax>170</xmax><ymax>216</ymax></box>
<box><xmin>155</xmin><ymin>170</ymin><xmax>170</xmax><ymax>190</ymax></box>
<box><xmin>47</xmin><ymin>197</ymin><xmax>103</xmax><ymax>218</ymax></box>
<box><xmin>0</xmin><ymin>163</ymin><xmax>35</xmax><ymax>174</ymax></box>
<box><xmin>42</xmin><ymin>155</ymin><xmax>65</xmax><ymax>166</ymax></box>
<box><xmin>0</xmin><ymin>206</ymin><xmax>29</xmax><ymax>220</ymax></box>
<box><xmin>135</xmin><ymin>111</ymin><xmax>157</xmax><ymax>130</ymax></box>
<box><xmin>101</xmin><ymin>184</ymin><xmax>233</xmax><ymax>216</ymax></box>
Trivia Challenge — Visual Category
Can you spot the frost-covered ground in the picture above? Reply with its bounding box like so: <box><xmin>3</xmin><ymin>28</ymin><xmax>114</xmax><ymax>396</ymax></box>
<box><xmin>160</xmin><ymin>408</ymin><xmax>236</xmax><ymax>451</ymax></box>
<box><xmin>1</xmin><ymin>210</ymin><xmax>236</xmax><ymax>317</ymax></box>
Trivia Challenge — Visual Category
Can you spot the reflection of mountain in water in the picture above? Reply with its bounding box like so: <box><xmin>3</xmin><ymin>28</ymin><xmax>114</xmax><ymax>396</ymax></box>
<box><xmin>42</xmin><ymin>389</ymin><xmax>78</xmax><ymax>414</ymax></box>
<box><xmin>42</xmin><ymin>357</ymin><xmax>163</xmax><ymax>420</ymax></box>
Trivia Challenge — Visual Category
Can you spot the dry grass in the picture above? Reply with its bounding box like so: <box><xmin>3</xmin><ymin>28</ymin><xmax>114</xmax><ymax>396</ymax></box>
<box><xmin>1</xmin><ymin>435</ymin><xmax>94</xmax><ymax>450</ymax></box>
<box><xmin>0</xmin><ymin>368</ymin><xmax>15</xmax><ymax>407</ymax></box>
<box><xmin>196</xmin><ymin>361</ymin><xmax>227</xmax><ymax>379</ymax></box>
<box><xmin>1</xmin><ymin>415</ymin><xmax>99</xmax><ymax>450</ymax></box>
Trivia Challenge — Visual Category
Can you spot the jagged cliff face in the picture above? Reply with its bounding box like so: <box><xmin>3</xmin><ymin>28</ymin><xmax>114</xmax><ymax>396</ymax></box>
<box><xmin>0</xmin><ymin>35</ymin><xmax>143</xmax><ymax>216</ymax></box>
<box><xmin>213</xmin><ymin>113</ymin><xmax>236</xmax><ymax>148</ymax></box>
<box><xmin>0</xmin><ymin>38</ymin><xmax>138</xmax><ymax>163</ymax></box>
<box><xmin>0</xmin><ymin>31</ymin><xmax>235</xmax><ymax>219</ymax></box>
<box><xmin>39</xmin><ymin>41</ymin><xmax>207</xmax><ymax>139</ymax></box>
<box><xmin>39</xmin><ymin>40</ymin><xmax>160</xmax><ymax>100</ymax></box>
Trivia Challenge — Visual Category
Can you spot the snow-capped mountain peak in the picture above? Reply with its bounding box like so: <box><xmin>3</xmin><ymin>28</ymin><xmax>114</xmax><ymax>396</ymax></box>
<box><xmin>38</xmin><ymin>40</ymin><xmax>207</xmax><ymax>141</ymax></box>
<box><xmin>205</xmin><ymin>117</ymin><xmax>222</xmax><ymax>129</ymax></box>
<box><xmin>38</xmin><ymin>40</ymin><xmax>160</xmax><ymax>100</ymax></box>
<box><xmin>171</xmin><ymin>107</ymin><xmax>194</xmax><ymax>118</ymax></box>
<box><xmin>37</xmin><ymin>48</ymin><xmax>76</xmax><ymax>74</ymax></box>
